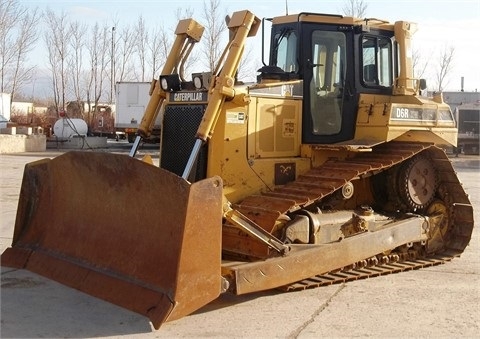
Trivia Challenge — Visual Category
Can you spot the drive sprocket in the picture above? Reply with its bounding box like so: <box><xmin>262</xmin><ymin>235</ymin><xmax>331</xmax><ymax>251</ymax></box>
<box><xmin>397</xmin><ymin>155</ymin><xmax>438</xmax><ymax>211</ymax></box>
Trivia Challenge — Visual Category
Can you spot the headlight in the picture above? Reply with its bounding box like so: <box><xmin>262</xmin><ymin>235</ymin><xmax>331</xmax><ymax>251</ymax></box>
<box><xmin>160</xmin><ymin>77</ymin><xmax>169</xmax><ymax>91</ymax></box>
<box><xmin>192</xmin><ymin>72</ymin><xmax>212</xmax><ymax>90</ymax></box>
<box><xmin>193</xmin><ymin>75</ymin><xmax>203</xmax><ymax>89</ymax></box>
<box><xmin>159</xmin><ymin>74</ymin><xmax>181</xmax><ymax>91</ymax></box>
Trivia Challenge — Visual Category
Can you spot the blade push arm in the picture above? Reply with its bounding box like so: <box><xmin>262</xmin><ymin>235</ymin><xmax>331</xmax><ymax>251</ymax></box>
<box><xmin>130</xmin><ymin>19</ymin><xmax>204</xmax><ymax>157</ymax></box>
<box><xmin>182</xmin><ymin>10</ymin><xmax>260</xmax><ymax>178</ymax></box>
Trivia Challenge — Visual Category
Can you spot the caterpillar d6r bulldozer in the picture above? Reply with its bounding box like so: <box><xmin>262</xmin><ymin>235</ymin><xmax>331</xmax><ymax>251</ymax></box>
<box><xmin>1</xmin><ymin>10</ymin><xmax>474</xmax><ymax>329</ymax></box>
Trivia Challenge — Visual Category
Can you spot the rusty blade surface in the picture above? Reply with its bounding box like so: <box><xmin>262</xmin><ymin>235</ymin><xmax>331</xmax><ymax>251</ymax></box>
<box><xmin>1</xmin><ymin>151</ymin><xmax>224</xmax><ymax>329</ymax></box>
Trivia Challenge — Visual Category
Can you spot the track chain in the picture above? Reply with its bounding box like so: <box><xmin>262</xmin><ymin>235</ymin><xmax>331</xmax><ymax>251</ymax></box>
<box><xmin>281</xmin><ymin>253</ymin><xmax>456</xmax><ymax>291</ymax></box>
<box><xmin>239</xmin><ymin>142</ymin><xmax>432</xmax><ymax>214</ymax></box>
<box><xmin>237</xmin><ymin>142</ymin><xmax>474</xmax><ymax>291</ymax></box>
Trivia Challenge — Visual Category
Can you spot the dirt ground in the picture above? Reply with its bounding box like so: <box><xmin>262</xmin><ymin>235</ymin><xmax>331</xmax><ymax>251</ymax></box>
<box><xmin>1</xmin><ymin>151</ymin><xmax>479</xmax><ymax>338</ymax></box>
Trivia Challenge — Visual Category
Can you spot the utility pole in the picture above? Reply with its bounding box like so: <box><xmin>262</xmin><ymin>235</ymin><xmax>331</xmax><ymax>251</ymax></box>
<box><xmin>110</xmin><ymin>26</ymin><xmax>116</xmax><ymax>104</ymax></box>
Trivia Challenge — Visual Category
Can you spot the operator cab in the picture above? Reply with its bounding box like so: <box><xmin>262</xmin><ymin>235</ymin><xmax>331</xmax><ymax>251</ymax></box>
<box><xmin>260</xmin><ymin>13</ymin><xmax>399</xmax><ymax>144</ymax></box>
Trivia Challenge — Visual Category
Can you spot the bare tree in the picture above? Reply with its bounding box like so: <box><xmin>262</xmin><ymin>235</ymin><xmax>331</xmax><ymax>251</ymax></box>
<box><xmin>8</xmin><ymin>7</ymin><xmax>39</xmax><ymax>101</ymax></box>
<box><xmin>341</xmin><ymin>0</ymin><xmax>368</xmax><ymax>17</ymax></box>
<box><xmin>236</xmin><ymin>41</ymin><xmax>256</xmax><ymax>82</ymax></box>
<box><xmin>174</xmin><ymin>7</ymin><xmax>194</xmax><ymax>21</ymax></box>
<box><xmin>0</xmin><ymin>0</ymin><xmax>19</xmax><ymax>93</ymax></box>
<box><xmin>435</xmin><ymin>46</ymin><xmax>455</xmax><ymax>92</ymax></box>
<box><xmin>412</xmin><ymin>47</ymin><xmax>429</xmax><ymax>80</ymax></box>
<box><xmin>68</xmin><ymin>20</ymin><xmax>87</xmax><ymax>106</ymax></box>
<box><xmin>44</xmin><ymin>8</ymin><xmax>70</xmax><ymax>114</ymax></box>
<box><xmin>3</xmin><ymin>3</ymin><xmax>267</xmax><ymax>104</ymax></box>
<box><xmin>202</xmin><ymin>0</ymin><xmax>227</xmax><ymax>73</ymax></box>
<box><xmin>0</xmin><ymin>0</ymin><xmax>39</xmax><ymax>100</ymax></box>
<box><xmin>115</xmin><ymin>25</ymin><xmax>137</xmax><ymax>82</ymax></box>
<box><xmin>85</xmin><ymin>23</ymin><xmax>110</xmax><ymax>124</ymax></box>
<box><xmin>147</xmin><ymin>25</ymin><xmax>169</xmax><ymax>79</ymax></box>
<box><xmin>134</xmin><ymin>16</ymin><xmax>148</xmax><ymax>82</ymax></box>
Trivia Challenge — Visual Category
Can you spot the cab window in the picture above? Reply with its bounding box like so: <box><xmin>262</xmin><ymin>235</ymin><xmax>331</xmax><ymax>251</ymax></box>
<box><xmin>273</xmin><ymin>29</ymin><xmax>298</xmax><ymax>73</ymax></box>
<box><xmin>362</xmin><ymin>36</ymin><xmax>392</xmax><ymax>87</ymax></box>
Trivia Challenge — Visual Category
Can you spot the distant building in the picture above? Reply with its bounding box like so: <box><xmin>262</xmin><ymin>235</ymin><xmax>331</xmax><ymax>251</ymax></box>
<box><xmin>443</xmin><ymin>91</ymin><xmax>480</xmax><ymax>155</ymax></box>
<box><xmin>11</xmin><ymin>101</ymin><xmax>34</xmax><ymax>115</ymax></box>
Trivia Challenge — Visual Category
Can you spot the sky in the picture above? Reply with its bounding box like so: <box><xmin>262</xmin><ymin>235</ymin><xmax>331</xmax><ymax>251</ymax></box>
<box><xmin>18</xmin><ymin>0</ymin><xmax>480</xmax><ymax>93</ymax></box>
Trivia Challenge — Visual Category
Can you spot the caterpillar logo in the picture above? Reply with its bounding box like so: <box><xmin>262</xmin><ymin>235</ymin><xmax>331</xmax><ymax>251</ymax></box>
<box><xmin>275</xmin><ymin>162</ymin><xmax>296</xmax><ymax>185</ymax></box>
<box><xmin>170</xmin><ymin>91</ymin><xmax>207</xmax><ymax>102</ymax></box>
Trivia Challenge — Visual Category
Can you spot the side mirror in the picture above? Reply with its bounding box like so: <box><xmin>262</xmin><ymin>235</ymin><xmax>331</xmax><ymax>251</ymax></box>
<box><xmin>419</xmin><ymin>79</ymin><xmax>427</xmax><ymax>90</ymax></box>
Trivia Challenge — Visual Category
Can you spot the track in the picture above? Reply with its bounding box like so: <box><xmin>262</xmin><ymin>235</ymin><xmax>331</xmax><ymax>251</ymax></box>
<box><xmin>282</xmin><ymin>254</ymin><xmax>455</xmax><ymax>291</ymax></box>
<box><xmin>238</xmin><ymin>142</ymin><xmax>436</xmax><ymax>217</ymax></box>
<box><xmin>235</xmin><ymin>141</ymin><xmax>474</xmax><ymax>290</ymax></box>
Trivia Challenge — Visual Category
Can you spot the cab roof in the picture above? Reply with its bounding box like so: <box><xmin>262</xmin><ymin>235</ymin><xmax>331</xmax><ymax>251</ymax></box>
<box><xmin>271</xmin><ymin>12</ymin><xmax>395</xmax><ymax>30</ymax></box>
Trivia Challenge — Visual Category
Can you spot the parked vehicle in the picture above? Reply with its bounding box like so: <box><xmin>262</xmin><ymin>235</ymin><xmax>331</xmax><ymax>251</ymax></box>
<box><xmin>115</xmin><ymin>82</ymin><xmax>161</xmax><ymax>142</ymax></box>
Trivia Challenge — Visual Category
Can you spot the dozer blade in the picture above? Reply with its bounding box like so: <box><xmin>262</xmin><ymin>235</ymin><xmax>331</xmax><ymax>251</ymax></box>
<box><xmin>1</xmin><ymin>151</ymin><xmax>224</xmax><ymax>329</ymax></box>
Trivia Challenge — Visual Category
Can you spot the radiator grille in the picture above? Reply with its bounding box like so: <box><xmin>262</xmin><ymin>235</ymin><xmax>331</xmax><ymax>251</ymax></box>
<box><xmin>160</xmin><ymin>104</ymin><xmax>208</xmax><ymax>182</ymax></box>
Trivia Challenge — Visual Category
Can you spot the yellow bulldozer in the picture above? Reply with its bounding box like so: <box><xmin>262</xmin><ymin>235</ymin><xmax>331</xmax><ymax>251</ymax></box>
<box><xmin>1</xmin><ymin>10</ymin><xmax>474</xmax><ymax>329</ymax></box>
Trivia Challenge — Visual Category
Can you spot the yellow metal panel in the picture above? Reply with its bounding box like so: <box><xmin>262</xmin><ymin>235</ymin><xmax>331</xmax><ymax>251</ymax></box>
<box><xmin>250</xmin><ymin>96</ymin><xmax>301</xmax><ymax>158</ymax></box>
<box><xmin>208</xmin><ymin>97</ymin><xmax>310</xmax><ymax>204</ymax></box>
<box><xmin>208</xmin><ymin>99</ymin><xmax>263</xmax><ymax>203</ymax></box>
<box><xmin>355</xmin><ymin>94</ymin><xmax>458</xmax><ymax>147</ymax></box>
<box><xmin>175</xmin><ymin>18</ymin><xmax>204</xmax><ymax>41</ymax></box>
<box><xmin>228</xmin><ymin>10</ymin><xmax>260</xmax><ymax>37</ymax></box>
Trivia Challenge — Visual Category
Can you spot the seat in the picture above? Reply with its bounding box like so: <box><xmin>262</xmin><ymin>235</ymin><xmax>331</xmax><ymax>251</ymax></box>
<box><xmin>363</xmin><ymin>64</ymin><xmax>377</xmax><ymax>84</ymax></box>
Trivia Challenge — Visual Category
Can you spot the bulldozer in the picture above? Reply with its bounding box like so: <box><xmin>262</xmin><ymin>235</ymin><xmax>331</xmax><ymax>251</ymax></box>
<box><xmin>1</xmin><ymin>10</ymin><xmax>474</xmax><ymax>329</ymax></box>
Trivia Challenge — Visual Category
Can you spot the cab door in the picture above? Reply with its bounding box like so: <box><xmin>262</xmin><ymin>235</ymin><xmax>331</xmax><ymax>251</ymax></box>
<box><xmin>302</xmin><ymin>25</ymin><xmax>357</xmax><ymax>144</ymax></box>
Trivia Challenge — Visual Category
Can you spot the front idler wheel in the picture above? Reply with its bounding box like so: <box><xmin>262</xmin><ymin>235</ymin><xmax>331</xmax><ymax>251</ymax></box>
<box><xmin>425</xmin><ymin>199</ymin><xmax>450</xmax><ymax>254</ymax></box>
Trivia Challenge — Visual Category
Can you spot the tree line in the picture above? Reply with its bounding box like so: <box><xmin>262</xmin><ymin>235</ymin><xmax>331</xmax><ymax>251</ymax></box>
<box><xmin>1</xmin><ymin>0</ymin><xmax>455</xmax><ymax>119</ymax></box>
<box><xmin>0</xmin><ymin>0</ymin><xmax>230</xmax><ymax>115</ymax></box>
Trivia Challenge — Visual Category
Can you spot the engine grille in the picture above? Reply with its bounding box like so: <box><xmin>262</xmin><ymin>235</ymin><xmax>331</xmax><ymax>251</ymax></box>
<box><xmin>160</xmin><ymin>104</ymin><xmax>208</xmax><ymax>182</ymax></box>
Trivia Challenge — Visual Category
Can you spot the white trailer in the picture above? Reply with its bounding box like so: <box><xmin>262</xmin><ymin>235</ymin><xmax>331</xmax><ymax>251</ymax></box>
<box><xmin>115</xmin><ymin>82</ymin><xmax>161</xmax><ymax>142</ymax></box>
<box><xmin>0</xmin><ymin>92</ymin><xmax>11</xmax><ymax>120</ymax></box>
